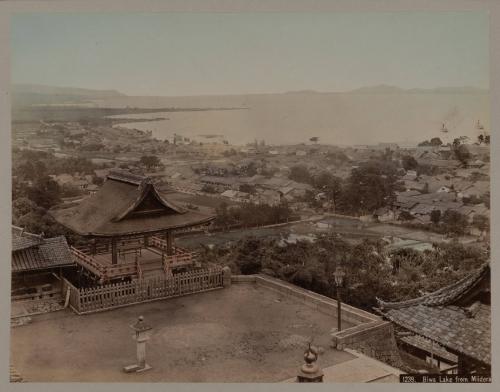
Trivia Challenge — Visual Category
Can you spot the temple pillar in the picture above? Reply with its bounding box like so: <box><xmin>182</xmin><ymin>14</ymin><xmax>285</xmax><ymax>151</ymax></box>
<box><xmin>166</xmin><ymin>231</ymin><xmax>174</xmax><ymax>256</ymax></box>
<box><xmin>92</xmin><ymin>238</ymin><xmax>97</xmax><ymax>255</ymax></box>
<box><xmin>111</xmin><ymin>237</ymin><xmax>118</xmax><ymax>265</ymax></box>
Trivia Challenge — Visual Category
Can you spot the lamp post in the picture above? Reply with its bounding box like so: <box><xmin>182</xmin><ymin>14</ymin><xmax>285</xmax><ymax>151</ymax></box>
<box><xmin>333</xmin><ymin>266</ymin><xmax>346</xmax><ymax>332</ymax></box>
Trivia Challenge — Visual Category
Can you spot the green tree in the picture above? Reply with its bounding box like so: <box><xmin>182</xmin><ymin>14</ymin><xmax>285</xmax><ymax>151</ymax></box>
<box><xmin>472</xmin><ymin>214</ymin><xmax>489</xmax><ymax>232</ymax></box>
<box><xmin>340</xmin><ymin>160</ymin><xmax>398</xmax><ymax>215</ymax></box>
<box><xmin>442</xmin><ymin>209</ymin><xmax>468</xmax><ymax>235</ymax></box>
<box><xmin>239</xmin><ymin>184</ymin><xmax>256</xmax><ymax>194</ymax></box>
<box><xmin>289</xmin><ymin>165</ymin><xmax>313</xmax><ymax>184</ymax></box>
<box><xmin>430</xmin><ymin>137</ymin><xmax>443</xmax><ymax>146</ymax></box>
<box><xmin>401</xmin><ymin>155</ymin><xmax>418</xmax><ymax>171</ymax></box>
<box><xmin>398</xmin><ymin>211</ymin><xmax>414</xmax><ymax>221</ymax></box>
<box><xmin>25</xmin><ymin>176</ymin><xmax>61</xmax><ymax>209</ymax></box>
<box><xmin>430</xmin><ymin>209</ymin><xmax>441</xmax><ymax>225</ymax></box>
<box><xmin>453</xmin><ymin>145</ymin><xmax>472</xmax><ymax>166</ymax></box>
<box><xmin>201</xmin><ymin>184</ymin><xmax>217</xmax><ymax>194</ymax></box>
<box><xmin>12</xmin><ymin>197</ymin><xmax>39</xmax><ymax>222</ymax></box>
<box><xmin>139</xmin><ymin>155</ymin><xmax>161</xmax><ymax>169</ymax></box>
<box><xmin>313</xmin><ymin>172</ymin><xmax>343</xmax><ymax>208</ymax></box>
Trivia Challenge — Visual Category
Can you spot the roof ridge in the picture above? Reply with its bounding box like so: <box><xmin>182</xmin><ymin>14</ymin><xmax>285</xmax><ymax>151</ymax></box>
<box><xmin>107</xmin><ymin>169</ymin><xmax>146</xmax><ymax>185</ymax></box>
<box><xmin>377</xmin><ymin>263</ymin><xmax>489</xmax><ymax>309</ymax></box>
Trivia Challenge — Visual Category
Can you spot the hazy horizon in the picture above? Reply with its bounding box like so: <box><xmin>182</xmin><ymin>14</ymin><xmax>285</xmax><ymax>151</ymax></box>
<box><xmin>12</xmin><ymin>82</ymin><xmax>490</xmax><ymax>99</ymax></box>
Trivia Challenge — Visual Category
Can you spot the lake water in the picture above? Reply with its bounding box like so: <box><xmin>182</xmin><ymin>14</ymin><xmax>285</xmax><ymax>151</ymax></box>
<box><xmin>107</xmin><ymin>92</ymin><xmax>490</xmax><ymax>146</ymax></box>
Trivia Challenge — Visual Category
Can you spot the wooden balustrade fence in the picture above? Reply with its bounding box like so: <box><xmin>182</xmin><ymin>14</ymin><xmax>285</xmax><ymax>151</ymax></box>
<box><xmin>63</xmin><ymin>267</ymin><xmax>224</xmax><ymax>314</ymax></box>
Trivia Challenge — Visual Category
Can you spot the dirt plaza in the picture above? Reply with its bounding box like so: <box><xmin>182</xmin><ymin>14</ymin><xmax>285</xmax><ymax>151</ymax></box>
<box><xmin>11</xmin><ymin>283</ymin><xmax>355</xmax><ymax>382</ymax></box>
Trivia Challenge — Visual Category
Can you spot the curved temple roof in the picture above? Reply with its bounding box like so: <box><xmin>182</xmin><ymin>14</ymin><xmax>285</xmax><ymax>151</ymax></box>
<box><xmin>377</xmin><ymin>263</ymin><xmax>490</xmax><ymax>310</ymax></box>
<box><xmin>50</xmin><ymin>170</ymin><xmax>215</xmax><ymax>237</ymax></box>
<box><xmin>376</xmin><ymin>263</ymin><xmax>490</xmax><ymax>365</ymax></box>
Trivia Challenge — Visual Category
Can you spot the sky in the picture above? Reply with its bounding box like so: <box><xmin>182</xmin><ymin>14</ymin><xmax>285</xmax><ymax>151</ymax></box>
<box><xmin>11</xmin><ymin>12</ymin><xmax>489</xmax><ymax>96</ymax></box>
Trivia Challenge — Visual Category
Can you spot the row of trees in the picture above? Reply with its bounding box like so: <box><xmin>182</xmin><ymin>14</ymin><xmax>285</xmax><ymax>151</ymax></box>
<box><xmin>200</xmin><ymin>234</ymin><xmax>488</xmax><ymax>311</ymax></box>
<box><xmin>214</xmin><ymin>201</ymin><xmax>296</xmax><ymax>229</ymax></box>
<box><xmin>13</xmin><ymin>149</ymin><xmax>101</xmax><ymax>178</ymax></box>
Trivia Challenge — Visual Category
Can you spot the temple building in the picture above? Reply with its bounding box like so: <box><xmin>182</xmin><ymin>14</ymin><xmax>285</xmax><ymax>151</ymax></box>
<box><xmin>11</xmin><ymin>226</ymin><xmax>75</xmax><ymax>301</ymax></box>
<box><xmin>50</xmin><ymin>170</ymin><xmax>215</xmax><ymax>284</ymax></box>
<box><xmin>376</xmin><ymin>263</ymin><xmax>490</xmax><ymax>375</ymax></box>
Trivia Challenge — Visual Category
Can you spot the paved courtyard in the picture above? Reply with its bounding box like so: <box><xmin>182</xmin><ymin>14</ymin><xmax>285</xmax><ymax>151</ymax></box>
<box><xmin>11</xmin><ymin>283</ymin><xmax>355</xmax><ymax>382</ymax></box>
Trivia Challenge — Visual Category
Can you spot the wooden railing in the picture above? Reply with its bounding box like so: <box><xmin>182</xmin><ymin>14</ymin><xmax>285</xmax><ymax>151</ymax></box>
<box><xmin>150</xmin><ymin>235</ymin><xmax>169</xmax><ymax>250</ymax></box>
<box><xmin>164</xmin><ymin>248</ymin><xmax>195</xmax><ymax>267</ymax></box>
<box><xmin>74</xmin><ymin>243</ymin><xmax>111</xmax><ymax>255</ymax></box>
<box><xmin>74</xmin><ymin>238</ymin><xmax>145</xmax><ymax>256</ymax></box>
<box><xmin>102</xmin><ymin>261</ymin><xmax>137</xmax><ymax>281</ymax></box>
<box><xmin>71</xmin><ymin>246</ymin><xmax>107</xmax><ymax>276</ymax></box>
<box><xmin>71</xmin><ymin>240</ymin><xmax>198</xmax><ymax>282</ymax></box>
<box><xmin>65</xmin><ymin>267</ymin><xmax>224</xmax><ymax>314</ymax></box>
<box><xmin>151</xmin><ymin>236</ymin><xmax>196</xmax><ymax>268</ymax></box>
<box><xmin>71</xmin><ymin>246</ymin><xmax>137</xmax><ymax>283</ymax></box>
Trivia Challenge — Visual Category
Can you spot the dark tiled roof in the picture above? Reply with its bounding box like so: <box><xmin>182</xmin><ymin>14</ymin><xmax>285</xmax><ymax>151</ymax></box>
<box><xmin>12</xmin><ymin>235</ymin><xmax>75</xmax><ymax>272</ymax></box>
<box><xmin>400</xmin><ymin>334</ymin><xmax>458</xmax><ymax>363</ymax></box>
<box><xmin>378</xmin><ymin>264</ymin><xmax>489</xmax><ymax>309</ymax></box>
<box><xmin>50</xmin><ymin>171</ymin><xmax>215</xmax><ymax>236</ymax></box>
<box><xmin>377</xmin><ymin>264</ymin><xmax>490</xmax><ymax>365</ymax></box>
<box><xmin>11</xmin><ymin>226</ymin><xmax>43</xmax><ymax>251</ymax></box>
<box><xmin>384</xmin><ymin>303</ymin><xmax>490</xmax><ymax>365</ymax></box>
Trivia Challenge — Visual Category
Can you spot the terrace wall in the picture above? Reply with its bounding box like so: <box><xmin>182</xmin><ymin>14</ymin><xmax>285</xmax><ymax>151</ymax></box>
<box><xmin>331</xmin><ymin>320</ymin><xmax>404</xmax><ymax>368</ymax></box>
<box><xmin>233</xmin><ymin>274</ymin><xmax>380</xmax><ymax>325</ymax></box>
<box><xmin>231</xmin><ymin>273</ymin><xmax>404</xmax><ymax>369</ymax></box>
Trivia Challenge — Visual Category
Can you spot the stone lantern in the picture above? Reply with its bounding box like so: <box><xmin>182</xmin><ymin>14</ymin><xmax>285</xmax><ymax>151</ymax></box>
<box><xmin>296</xmin><ymin>343</ymin><xmax>324</xmax><ymax>382</ymax></box>
<box><xmin>123</xmin><ymin>316</ymin><xmax>153</xmax><ymax>373</ymax></box>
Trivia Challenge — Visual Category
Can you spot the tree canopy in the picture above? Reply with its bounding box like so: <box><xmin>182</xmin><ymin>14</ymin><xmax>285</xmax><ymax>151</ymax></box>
<box><xmin>339</xmin><ymin>160</ymin><xmax>398</xmax><ymax>215</ymax></box>
<box><xmin>139</xmin><ymin>155</ymin><xmax>161</xmax><ymax>169</ymax></box>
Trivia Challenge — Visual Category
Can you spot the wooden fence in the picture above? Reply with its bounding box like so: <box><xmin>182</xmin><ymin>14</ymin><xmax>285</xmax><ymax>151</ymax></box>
<box><xmin>64</xmin><ymin>267</ymin><xmax>224</xmax><ymax>314</ymax></box>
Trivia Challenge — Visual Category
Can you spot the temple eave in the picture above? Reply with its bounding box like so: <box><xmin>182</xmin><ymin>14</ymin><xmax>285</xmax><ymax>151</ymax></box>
<box><xmin>51</xmin><ymin>209</ymin><xmax>215</xmax><ymax>238</ymax></box>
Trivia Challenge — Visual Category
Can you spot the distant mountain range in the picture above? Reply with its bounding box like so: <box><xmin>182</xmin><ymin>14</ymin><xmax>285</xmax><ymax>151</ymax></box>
<box><xmin>12</xmin><ymin>83</ymin><xmax>126</xmax><ymax>107</ymax></box>
<box><xmin>348</xmin><ymin>84</ymin><xmax>488</xmax><ymax>95</ymax></box>
<box><xmin>13</xmin><ymin>83</ymin><xmax>488</xmax><ymax>104</ymax></box>
<box><xmin>284</xmin><ymin>85</ymin><xmax>488</xmax><ymax>95</ymax></box>
<box><xmin>13</xmin><ymin>83</ymin><xmax>125</xmax><ymax>98</ymax></box>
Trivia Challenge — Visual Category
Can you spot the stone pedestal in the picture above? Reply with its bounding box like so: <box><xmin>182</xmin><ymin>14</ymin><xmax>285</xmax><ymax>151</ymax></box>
<box><xmin>297</xmin><ymin>344</ymin><xmax>324</xmax><ymax>383</ymax></box>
